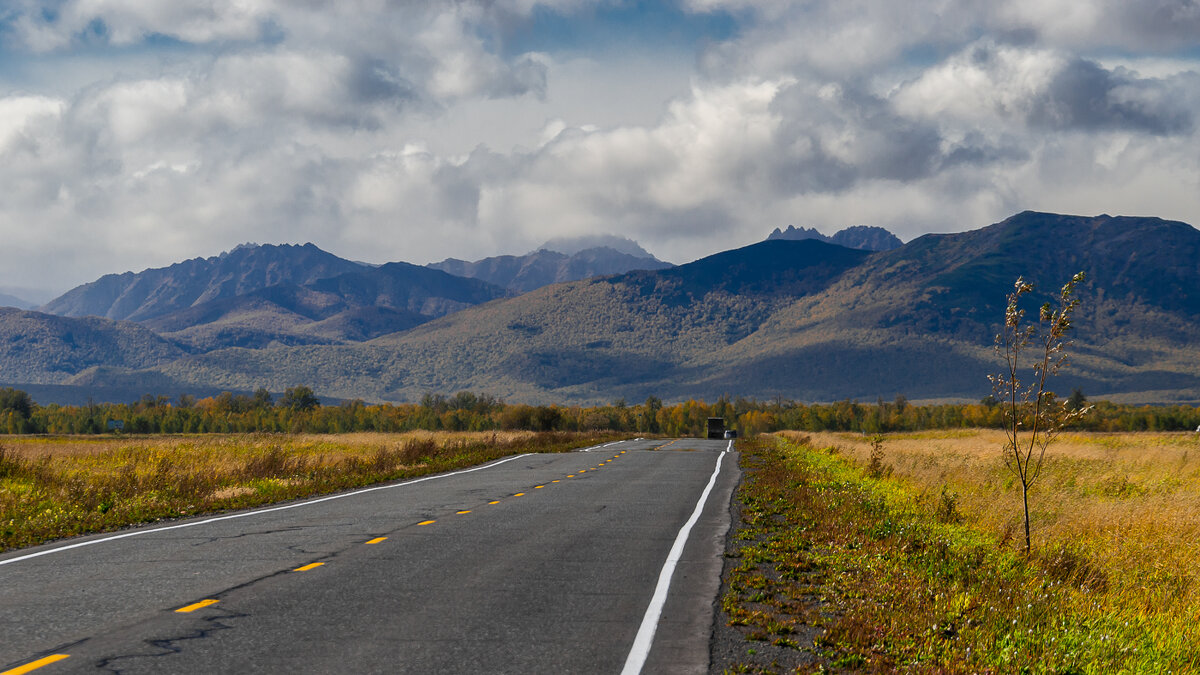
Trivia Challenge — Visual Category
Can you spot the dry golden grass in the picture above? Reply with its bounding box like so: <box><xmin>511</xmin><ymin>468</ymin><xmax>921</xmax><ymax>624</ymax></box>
<box><xmin>2</xmin><ymin>431</ymin><xmax>545</xmax><ymax>489</ymax></box>
<box><xmin>783</xmin><ymin>429</ymin><xmax>1200</xmax><ymax>663</ymax></box>
<box><xmin>0</xmin><ymin>430</ymin><xmax>607</xmax><ymax>553</ymax></box>
<box><xmin>796</xmin><ymin>431</ymin><xmax>1200</xmax><ymax>575</ymax></box>
<box><xmin>1</xmin><ymin>430</ymin><xmax>539</xmax><ymax>460</ymax></box>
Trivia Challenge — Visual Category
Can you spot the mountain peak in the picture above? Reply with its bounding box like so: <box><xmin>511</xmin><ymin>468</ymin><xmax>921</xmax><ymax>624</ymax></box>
<box><xmin>534</xmin><ymin>234</ymin><xmax>659</xmax><ymax>260</ymax></box>
<box><xmin>218</xmin><ymin>241</ymin><xmax>325</xmax><ymax>259</ymax></box>
<box><xmin>225</xmin><ymin>242</ymin><xmax>261</xmax><ymax>255</ymax></box>
<box><xmin>41</xmin><ymin>242</ymin><xmax>365</xmax><ymax>322</ymax></box>
<box><xmin>430</xmin><ymin>237</ymin><xmax>672</xmax><ymax>294</ymax></box>
<box><xmin>0</xmin><ymin>292</ymin><xmax>35</xmax><ymax>309</ymax></box>
<box><xmin>767</xmin><ymin>224</ymin><xmax>903</xmax><ymax>251</ymax></box>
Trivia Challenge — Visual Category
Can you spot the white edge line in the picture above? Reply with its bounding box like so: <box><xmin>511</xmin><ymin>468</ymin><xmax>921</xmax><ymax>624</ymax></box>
<box><xmin>621</xmin><ymin>447</ymin><xmax>728</xmax><ymax>675</ymax></box>
<box><xmin>580</xmin><ymin>439</ymin><xmax>626</xmax><ymax>453</ymax></box>
<box><xmin>0</xmin><ymin>453</ymin><xmax>534</xmax><ymax>568</ymax></box>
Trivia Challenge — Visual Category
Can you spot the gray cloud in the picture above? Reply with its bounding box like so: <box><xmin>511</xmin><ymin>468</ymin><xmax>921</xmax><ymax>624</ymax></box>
<box><xmin>347</xmin><ymin>58</ymin><xmax>419</xmax><ymax>106</ymax></box>
<box><xmin>1128</xmin><ymin>1</ymin><xmax>1200</xmax><ymax>47</ymax></box>
<box><xmin>1028</xmin><ymin>59</ymin><xmax>1194</xmax><ymax>134</ymax></box>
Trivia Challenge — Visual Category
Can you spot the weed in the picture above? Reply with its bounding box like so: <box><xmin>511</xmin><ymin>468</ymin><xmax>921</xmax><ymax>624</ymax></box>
<box><xmin>0</xmin><ymin>444</ymin><xmax>18</xmax><ymax>478</ymax></box>
<box><xmin>1040</xmin><ymin>543</ymin><xmax>1108</xmax><ymax>593</ymax></box>
<box><xmin>866</xmin><ymin>435</ymin><xmax>891</xmax><ymax>478</ymax></box>
<box><xmin>935</xmin><ymin>486</ymin><xmax>963</xmax><ymax>525</ymax></box>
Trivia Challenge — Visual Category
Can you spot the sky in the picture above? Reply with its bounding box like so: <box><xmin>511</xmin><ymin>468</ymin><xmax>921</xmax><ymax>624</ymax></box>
<box><xmin>2</xmin><ymin>1</ymin><xmax>1199</xmax><ymax>300</ymax></box>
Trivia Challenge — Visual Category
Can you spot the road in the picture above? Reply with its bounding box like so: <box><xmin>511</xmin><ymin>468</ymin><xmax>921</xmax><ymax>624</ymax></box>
<box><xmin>1</xmin><ymin>438</ymin><xmax>739</xmax><ymax>674</ymax></box>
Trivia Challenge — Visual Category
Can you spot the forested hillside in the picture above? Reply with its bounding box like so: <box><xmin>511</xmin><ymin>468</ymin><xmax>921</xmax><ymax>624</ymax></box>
<box><xmin>5</xmin><ymin>212</ymin><xmax>1200</xmax><ymax>405</ymax></box>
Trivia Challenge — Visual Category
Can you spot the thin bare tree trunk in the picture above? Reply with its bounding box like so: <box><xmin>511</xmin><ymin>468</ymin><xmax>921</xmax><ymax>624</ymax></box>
<box><xmin>1022</xmin><ymin>481</ymin><xmax>1031</xmax><ymax>554</ymax></box>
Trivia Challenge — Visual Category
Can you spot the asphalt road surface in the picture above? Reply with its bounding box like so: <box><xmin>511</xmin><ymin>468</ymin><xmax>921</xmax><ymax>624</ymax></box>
<box><xmin>1</xmin><ymin>438</ymin><xmax>739</xmax><ymax>674</ymax></box>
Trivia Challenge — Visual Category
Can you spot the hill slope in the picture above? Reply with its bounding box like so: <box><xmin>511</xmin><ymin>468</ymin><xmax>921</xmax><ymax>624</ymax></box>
<box><xmin>41</xmin><ymin>243</ymin><xmax>365</xmax><ymax>321</ymax></box>
<box><xmin>11</xmin><ymin>212</ymin><xmax>1200</xmax><ymax>405</ymax></box>
<box><xmin>150</xmin><ymin>212</ymin><xmax>1200</xmax><ymax>404</ymax></box>
<box><xmin>142</xmin><ymin>262</ymin><xmax>507</xmax><ymax>351</ymax></box>
<box><xmin>0</xmin><ymin>308</ymin><xmax>185</xmax><ymax>384</ymax></box>
<box><xmin>0</xmin><ymin>292</ymin><xmax>35</xmax><ymax>310</ymax></box>
<box><xmin>429</xmin><ymin>245</ymin><xmax>673</xmax><ymax>293</ymax></box>
<box><xmin>695</xmin><ymin>212</ymin><xmax>1200</xmax><ymax>400</ymax></box>
<box><xmin>156</xmin><ymin>239</ymin><xmax>870</xmax><ymax>401</ymax></box>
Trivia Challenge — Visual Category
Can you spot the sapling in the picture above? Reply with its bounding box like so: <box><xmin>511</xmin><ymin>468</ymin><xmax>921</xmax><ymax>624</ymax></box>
<box><xmin>989</xmin><ymin>272</ymin><xmax>1090</xmax><ymax>554</ymax></box>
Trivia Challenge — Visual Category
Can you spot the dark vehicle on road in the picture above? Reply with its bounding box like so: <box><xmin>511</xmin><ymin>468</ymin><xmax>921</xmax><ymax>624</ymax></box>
<box><xmin>706</xmin><ymin>417</ymin><xmax>725</xmax><ymax>439</ymax></box>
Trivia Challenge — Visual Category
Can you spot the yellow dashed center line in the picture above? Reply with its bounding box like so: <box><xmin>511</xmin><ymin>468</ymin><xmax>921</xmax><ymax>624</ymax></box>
<box><xmin>552</xmin><ymin>480</ymin><xmax>560</xmax><ymax>483</ymax></box>
<box><xmin>2</xmin><ymin>446</ymin><xmax>659</xmax><ymax>675</ymax></box>
<box><xmin>1</xmin><ymin>654</ymin><xmax>70</xmax><ymax>675</ymax></box>
<box><xmin>175</xmin><ymin>599</ymin><xmax>219</xmax><ymax>613</ymax></box>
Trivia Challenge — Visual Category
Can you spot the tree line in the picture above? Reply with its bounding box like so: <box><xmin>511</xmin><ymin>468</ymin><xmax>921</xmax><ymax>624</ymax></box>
<box><xmin>2</xmin><ymin>387</ymin><xmax>1198</xmax><ymax>436</ymax></box>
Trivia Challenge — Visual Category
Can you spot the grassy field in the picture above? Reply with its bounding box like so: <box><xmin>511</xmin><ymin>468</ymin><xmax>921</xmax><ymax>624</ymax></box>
<box><xmin>719</xmin><ymin>430</ymin><xmax>1200</xmax><ymax>673</ymax></box>
<box><xmin>0</xmin><ymin>431</ymin><xmax>625</xmax><ymax>553</ymax></box>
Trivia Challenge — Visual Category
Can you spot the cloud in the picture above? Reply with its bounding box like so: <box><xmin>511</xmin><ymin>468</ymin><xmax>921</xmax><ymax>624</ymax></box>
<box><xmin>3</xmin><ymin>2</ymin><xmax>550</xmax><ymax>104</ymax></box>
<box><xmin>1</xmin><ymin>0</ymin><xmax>1200</xmax><ymax>294</ymax></box>
<box><xmin>996</xmin><ymin>0</ymin><xmax>1200</xmax><ymax>52</ymax></box>
<box><xmin>894</xmin><ymin>43</ymin><xmax>1197</xmax><ymax>135</ymax></box>
<box><xmin>0</xmin><ymin>94</ymin><xmax>63</xmax><ymax>153</ymax></box>
<box><xmin>4</xmin><ymin>0</ymin><xmax>273</xmax><ymax>51</ymax></box>
<box><xmin>1029</xmin><ymin>59</ymin><xmax>1194</xmax><ymax>134</ymax></box>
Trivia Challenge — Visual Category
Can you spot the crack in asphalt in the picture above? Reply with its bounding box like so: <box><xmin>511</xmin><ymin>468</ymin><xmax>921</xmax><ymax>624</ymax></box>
<box><xmin>69</xmin><ymin>478</ymin><xmax>547</xmax><ymax>669</ymax></box>
<box><xmin>187</xmin><ymin>525</ymin><xmax>309</xmax><ymax>546</ymax></box>
<box><xmin>82</xmin><ymin>544</ymin><xmax>357</xmax><ymax>670</ymax></box>
<box><xmin>284</xmin><ymin>542</ymin><xmax>332</xmax><ymax>555</ymax></box>
<box><xmin>93</xmin><ymin>607</ymin><xmax>250</xmax><ymax>674</ymax></box>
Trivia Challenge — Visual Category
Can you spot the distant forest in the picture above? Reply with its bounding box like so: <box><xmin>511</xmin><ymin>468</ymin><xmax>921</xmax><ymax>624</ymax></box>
<box><xmin>2</xmin><ymin>387</ymin><xmax>1199</xmax><ymax>436</ymax></box>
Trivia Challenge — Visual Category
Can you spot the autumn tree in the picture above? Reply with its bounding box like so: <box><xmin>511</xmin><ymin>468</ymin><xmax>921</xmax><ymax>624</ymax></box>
<box><xmin>0</xmin><ymin>388</ymin><xmax>33</xmax><ymax>419</ymax></box>
<box><xmin>990</xmin><ymin>272</ymin><xmax>1089</xmax><ymax>554</ymax></box>
<box><xmin>279</xmin><ymin>386</ymin><xmax>320</xmax><ymax>412</ymax></box>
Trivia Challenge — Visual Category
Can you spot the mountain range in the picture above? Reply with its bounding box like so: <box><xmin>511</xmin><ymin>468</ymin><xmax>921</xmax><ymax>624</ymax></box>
<box><xmin>3</xmin><ymin>214</ymin><xmax>1198</xmax><ymax>405</ymax></box>
<box><xmin>766</xmin><ymin>224</ymin><xmax>903</xmax><ymax>251</ymax></box>
<box><xmin>23</xmin><ymin>238</ymin><xmax>674</xmax><ymax>354</ymax></box>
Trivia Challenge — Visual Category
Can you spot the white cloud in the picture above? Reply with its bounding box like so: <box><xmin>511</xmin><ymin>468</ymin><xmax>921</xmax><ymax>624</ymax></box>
<box><xmin>0</xmin><ymin>95</ymin><xmax>64</xmax><ymax>153</ymax></box>
<box><xmin>1</xmin><ymin>0</ymin><xmax>1200</xmax><ymax>295</ymax></box>
<box><xmin>892</xmin><ymin>44</ymin><xmax>1062</xmax><ymax>125</ymax></box>
<box><xmin>894</xmin><ymin>42</ymin><xmax>1198</xmax><ymax>136</ymax></box>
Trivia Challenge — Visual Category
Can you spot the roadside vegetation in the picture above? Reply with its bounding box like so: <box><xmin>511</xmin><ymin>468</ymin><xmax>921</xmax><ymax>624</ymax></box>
<box><xmin>2</xmin><ymin>387</ymin><xmax>1199</xmax><ymax>437</ymax></box>
<box><xmin>718</xmin><ymin>431</ymin><xmax>1200</xmax><ymax>673</ymax></box>
<box><xmin>0</xmin><ymin>431</ymin><xmax>625</xmax><ymax>553</ymax></box>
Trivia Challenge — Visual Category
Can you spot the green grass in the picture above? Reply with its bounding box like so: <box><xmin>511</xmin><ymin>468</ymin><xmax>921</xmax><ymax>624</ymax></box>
<box><xmin>720</xmin><ymin>434</ymin><xmax>1200</xmax><ymax>673</ymax></box>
